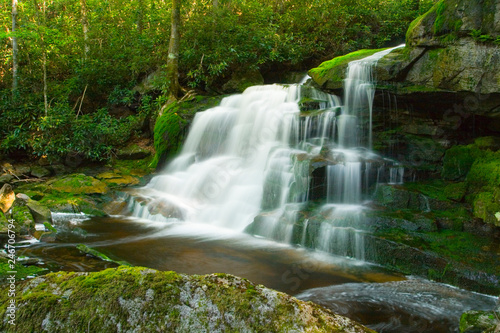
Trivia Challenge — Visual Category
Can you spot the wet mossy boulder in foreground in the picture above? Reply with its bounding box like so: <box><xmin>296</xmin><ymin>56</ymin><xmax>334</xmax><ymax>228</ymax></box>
<box><xmin>0</xmin><ymin>267</ymin><xmax>375</xmax><ymax>333</ymax></box>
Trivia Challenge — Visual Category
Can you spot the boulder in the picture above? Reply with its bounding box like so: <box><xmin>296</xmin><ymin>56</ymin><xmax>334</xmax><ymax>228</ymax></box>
<box><xmin>116</xmin><ymin>144</ymin><xmax>151</xmax><ymax>160</ymax></box>
<box><xmin>0</xmin><ymin>267</ymin><xmax>375</xmax><ymax>333</ymax></box>
<box><xmin>49</xmin><ymin>174</ymin><xmax>108</xmax><ymax>194</ymax></box>
<box><xmin>26</xmin><ymin>199</ymin><xmax>52</xmax><ymax>224</ymax></box>
<box><xmin>30</xmin><ymin>166</ymin><xmax>51</xmax><ymax>178</ymax></box>
<box><xmin>459</xmin><ymin>309</ymin><xmax>500</xmax><ymax>333</ymax></box>
<box><xmin>0</xmin><ymin>184</ymin><xmax>15</xmax><ymax>213</ymax></box>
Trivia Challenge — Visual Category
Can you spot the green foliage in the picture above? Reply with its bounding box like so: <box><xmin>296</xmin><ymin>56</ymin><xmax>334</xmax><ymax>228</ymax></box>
<box><xmin>151</xmin><ymin>110</ymin><xmax>187</xmax><ymax>169</ymax></box>
<box><xmin>0</xmin><ymin>0</ymin><xmax>433</xmax><ymax>161</ymax></box>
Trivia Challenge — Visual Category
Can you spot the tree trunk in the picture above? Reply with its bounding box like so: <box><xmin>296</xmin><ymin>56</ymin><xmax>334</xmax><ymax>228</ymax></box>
<box><xmin>34</xmin><ymin>0</ymin><xmax>48</xmax><ymax>115</ymax></box>
<box><xmin>11</xmin><ymin>0</ymin><xmax>19</xmax><ymax>99</ymax></box>
<box><xmin>80</xmin><ymin>0</ymin><xmax>89</xmax><ymax>60</ymax></box>
<box><xmin>165</xmin><ymin>0</ymin><xmax>180</xmax><ymax>99</ymax></box>
<box><xmin>137</xmin><ymin>0</ymin><xmax>144</xmax><ymax>34</ymax></box>
<box><xmin>42</xmin><ymin>0</ymin><xmax>48</xmax><ymax>116</ymax></box>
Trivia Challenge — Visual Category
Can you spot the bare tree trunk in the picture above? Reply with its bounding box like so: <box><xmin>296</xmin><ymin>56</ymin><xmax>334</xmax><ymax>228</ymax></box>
<box><xmin>80</xmin><ymin>0</ymin><xmax>89</xmax><ymax>60</ymax></box>
<box><xmin>34</xmin><ymin>0</ymin><xmax>48</xmax><ymax>115</ymax></box>
<box><xmin>137</xmin><ymin>0</ymin><xmax>144</xmax><ymax>33</ymax></box>
<box><xmin>165</xmin><ymin>0</ymin><xmax>180</xmax><ymax>99</ymax></box>
<box><xmin>42</xmin><ymin>0</ymin><xmax>48</xmax><ymax>116</ymax></box>
<box><xmin>11</xmin><ymin>0</ymin><xmax>19</xmax><ymax>99</ymax></box>
<box><xmin>213</xmin><ymin>0</ymin><xmax>218</xmax><ymax>9</ymax></box>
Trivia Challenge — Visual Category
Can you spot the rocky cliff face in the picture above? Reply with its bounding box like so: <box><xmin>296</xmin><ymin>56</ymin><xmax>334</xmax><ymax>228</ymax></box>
<box><xmin>310</xmin><ymin>0</ymin><xmax>500</xmax><ymax>131</ymax></box>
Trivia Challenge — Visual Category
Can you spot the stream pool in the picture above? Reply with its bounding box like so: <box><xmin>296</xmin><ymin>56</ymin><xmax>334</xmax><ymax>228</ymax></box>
<box><xmin>18</xmin><ymin>214</ymin><xmax>497</xmax><ymax>333</ymax></box>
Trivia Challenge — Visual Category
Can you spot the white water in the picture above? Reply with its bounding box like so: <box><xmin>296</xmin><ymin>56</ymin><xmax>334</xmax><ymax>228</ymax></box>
<box><xmin>130</xmin><ymin>46</ymin><xmax>405</xmax><ymax>259</ymax></box>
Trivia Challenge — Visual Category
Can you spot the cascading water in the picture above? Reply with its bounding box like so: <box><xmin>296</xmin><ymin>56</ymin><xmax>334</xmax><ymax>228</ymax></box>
<box><xmin>129</xmin><ymin>45</ymin><xmax>405</xmax><ymax>260</ymax></box>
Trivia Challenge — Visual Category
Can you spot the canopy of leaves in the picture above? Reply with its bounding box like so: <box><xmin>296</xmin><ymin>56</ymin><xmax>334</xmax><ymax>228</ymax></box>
<box><xmin>0</xmin><ymin>0</ymin><xmax>436</xmax><ymax>161</ymax></box>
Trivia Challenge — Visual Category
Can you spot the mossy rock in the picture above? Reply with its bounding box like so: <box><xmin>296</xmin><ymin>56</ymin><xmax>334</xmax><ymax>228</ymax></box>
<box><xmin>10</xmin><ymin>203</ymin><xmax>35</xmax><ymax>234</ymax></box>
<box><xmin>116</xmin><ymin>144</ymin><xmax>151</xmax><ymax>160</ymax></box>
<box><xmin>26</xmin><ymin>199</ymin><xmax>52</xmax><ymax>224</ymax></box>
<box><xmin>0</xmin><ymin>212</ymin><xmax>8</xmax><ymax>234</ymax></box>
<box><xmin>472</xmin><ymin>190</ymin><xmax>500</xmax><ymax>226</ymax></box>
<box><xmin>459</xmin><ymin>310</ymin><xmax>499</xmax><ymax>333</ymax></box>
<box><xmin>442</xmin><ymin>145</ymin><xmax>483</xmax><ymax>181</ymax></box>
<box><xmin>0</xmin><ymin>256</ymin><xmax>46</xmax><ymax>284</ymax></box>
<box><xmin>49</xmin><ymin>174</ymin><xmax>108</xmax><ymax>195</ymax></box>
<box><xmin>474</xmin><ymin>136</ymin><xmax>500</xmax><ymax>151</ymax></box>
<box><xmin>151</xmin><ymin>95</ymin><xmax>224</xmax><ymax>169</ymax></box>
<box><xmin>466</xmin><ymin>151</ymin><xmax>500</xmax><ymax>190</ymax></box>
<box><xmin>308</xmin><ymin>48</ymin><xmax>389</xmax><ymax>90</ymax></box>
<box><xmin>96</xmin><ymin>172</ymin><xmax>140</xmax><ymax>187</ymax></box>
<box><xmin>39</xmin><ymin>193</ymin><xmax>107</xmax><ymax>217</ymax></box>
<box><xmin>0</xmin><ymin>267</ymin><xmax>375</xmax><ymax>333</ymax></box>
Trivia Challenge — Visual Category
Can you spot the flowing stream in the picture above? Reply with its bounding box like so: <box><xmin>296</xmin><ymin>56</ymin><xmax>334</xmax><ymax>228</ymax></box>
<box><xmin>20</xmin><ymin>46</ymin><xmax>498</xmax><ymax>332</ymax></box>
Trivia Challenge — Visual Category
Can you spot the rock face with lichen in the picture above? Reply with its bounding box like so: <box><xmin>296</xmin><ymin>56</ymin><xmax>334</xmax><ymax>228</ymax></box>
<box><xmin>309</xmin><ymin>0</ymin><xmax>500</xmax><ymax>124</ymax></box>
<box><xmin>0</xmin><ymin>266</ymin><xmax>374</xmax><ymax>333</ymax></box>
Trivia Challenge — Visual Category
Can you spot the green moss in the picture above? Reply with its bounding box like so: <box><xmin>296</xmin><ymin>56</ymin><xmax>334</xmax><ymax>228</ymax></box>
<box><xmin>459</xmin><ymin>310</ymin><xmax>499</xmax><ymax>333</ymax></box>
<box><xmin>467</xmin><ymin>151</ymin><xmax>500</xmax><ymax>190</ymax></box>
<box><xmin>474</xmin><ymin>136</ymin><xmax>500</xmax><ymax>150</ymax></box>
<box><xmin>442</xmin><ymin>144</ymin><xmax>483</xmax><ymax>181</ymax></box>
<box><xmin>49</xmin><ymin>174</ymin><xmax>108</xmax><ymax>194</ymax></box>
<box><xmin>151</xmin><ymin>96</ymin><xmax>224</xmax><ymax>169</ymax></box>
<box><xmin>308</xmin><ymin>48</ymin><xmax>389</xmax><ymax>86</ymax></box>
<box><xmin>0</xmin><ymin>257</ymin><xmax>46</xmax><ymax>283</ymax></box>
<box><xmin>43</xmin><ymin>222</ymin><xmax>57</xmax><ymax>233</ymax></box>
<box><xmin>472</xmin><ymin>190</ymin><xmax>500</xmax><ymax>226</ymax></box>
<box><xmin>151</xmin><ymin>111</ymin><xmax>187</xmax><ymax>169</ymax></box>
<box><xmin>76</xmin><ymin>244</ymin><xmax>131</xmax><ymax>266</ymax></box>
<box><xmin>0</xmin><ymin>267</ymin><xmax>374</xmax><ymax>332</ymax></box>
<box><xmin>433</xmin><ymin>0</ymin><xmax>447</xmax><ymax>34</ymax></box>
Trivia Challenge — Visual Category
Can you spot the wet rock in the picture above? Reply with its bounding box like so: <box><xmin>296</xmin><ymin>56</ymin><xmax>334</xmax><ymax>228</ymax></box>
<box><xmin>116</xmin><ymin>144</ymin><xmax>151</xmax><ymax>160</ymax></box>
<box><xmin>373</xmin><ymin>184</ymin><xmax>429</xmax><ymax>211</ymax></box>
<box><xmin>96</xmin><ymin>172</ymin><xmax>140</xmax><ymax>187</ymax></box>
<box><xmin>0</xmin><ymin>267</ymin><xmax>376</xmax><ymax>333</ymax></box>
<box><xmin>26</xmin><ymin>199</ymin><xmax>52</xmax><ymax>224</ymax></box>
<box><xmin>49</xmin><ymin>174</ymin><xmax>108</xmax><ymax>194</ymax></box>
<box><xmin>15</xmin><ymin>193</ymin><xmax>30</xmax><ymax>204</ymax></box>
<box><xmin>30</xmin><ymin>166</ymin><xmax>51</xmax><ymax>178</ymax></box>
<box><xmin>0</xmin><ymin>174</ymin><xmax>14</xmax><ymax>186</ymax></box>
<box><xmin>0</xmin><ymin>184</ymin><xmax>15</xmax><ymax>214</ymax></box>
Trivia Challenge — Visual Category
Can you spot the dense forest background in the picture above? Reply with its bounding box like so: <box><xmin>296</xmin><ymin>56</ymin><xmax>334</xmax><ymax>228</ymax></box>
<box><xmin>0</xmin><ymin>0</ymin><xmax>436</xmax><ymax>162</ymax></box>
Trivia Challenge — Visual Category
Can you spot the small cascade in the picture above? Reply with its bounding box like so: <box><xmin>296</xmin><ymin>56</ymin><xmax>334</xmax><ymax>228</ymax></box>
<box><xmin>342</xmin><ymin>45</ymin><xmax>405</xmax><ymax>149</ymax></box>
<box><xmin>128</xmin><ymin>45</ymin><xmax>406</xmax><ymax>261</ymax></box>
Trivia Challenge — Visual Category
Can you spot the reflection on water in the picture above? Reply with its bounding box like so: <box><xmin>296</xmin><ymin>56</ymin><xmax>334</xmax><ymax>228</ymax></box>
<box><xmin>18</xmin><ymin>215</ymin><xmax>497</xmax><ymax>332</ymax></box>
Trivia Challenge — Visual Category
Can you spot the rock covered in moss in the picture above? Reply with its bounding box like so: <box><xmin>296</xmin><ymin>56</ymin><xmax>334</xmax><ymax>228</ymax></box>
<box><xmin>308</xmin><ymin>48</ymin><xmax>388</xmax><ymax>91</ymax></box>
<box><xmin>49</xmin><ymin>174</ymin><xmax>108</xmax><ymax>194</ymax></box>
<box><xmin>116</xmin><ymin>144</ymin><xmax>151</xmax><ymax>160</ymax></box>
<box><xmin>152</xmin><ymin>95</ymin><xmax>224</xmax><ymax>169</ymax></box>
<box><xmin>0</xmin><ymin>267</ymin><xmax>375</xmax><ymax>333</ymax></box>
<box><xmin>459</xmin><ymin>309</ymin><xmax>500</xmax><ymax>333</ymax></box>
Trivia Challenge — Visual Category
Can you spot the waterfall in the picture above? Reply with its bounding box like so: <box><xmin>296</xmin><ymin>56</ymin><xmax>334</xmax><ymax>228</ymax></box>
<box><xmin>129</xmin><ymin>46</ymin><xmax>405</xmax><ymax>260</ymax></box>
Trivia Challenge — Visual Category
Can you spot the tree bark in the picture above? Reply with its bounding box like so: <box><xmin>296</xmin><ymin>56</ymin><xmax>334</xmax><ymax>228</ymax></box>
<box><xmin>11</xmin><ymin>0</ymin><xmax>19</xmax><ymax>99</ymax></box>
<box><xmin>42</xmin><ymin>1</ymin><xmax>48</xmax><ymax>116</ymax></box>
<box><xmin>165</xmin><ymin>0</ymin><xmax>180</xmax><ymax>99</ymax></box>
<box><xmin>137</xmin><ymin>0</ymin><xmax>144</xmax><ymax>34</ymax></box>
<box><xmin>80</xmin><ymin>0</ymin><xmax>89</xmax><ymax>60</ymax></box>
